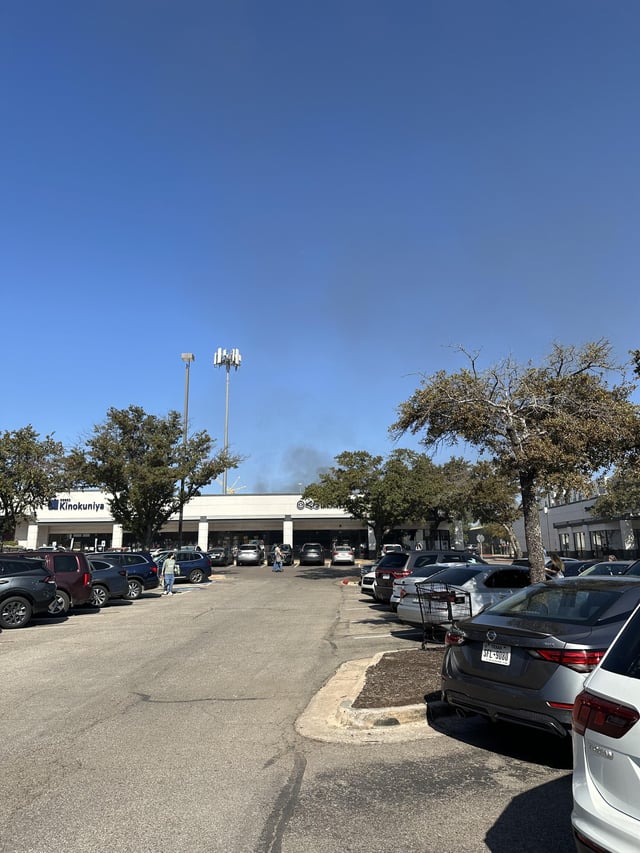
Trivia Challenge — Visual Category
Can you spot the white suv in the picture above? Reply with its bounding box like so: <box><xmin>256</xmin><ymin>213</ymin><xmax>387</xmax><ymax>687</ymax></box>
<box><xmin>572</xmin><ymin>601</ymin><xmax>640</xmax><ymax>852</ymax></box>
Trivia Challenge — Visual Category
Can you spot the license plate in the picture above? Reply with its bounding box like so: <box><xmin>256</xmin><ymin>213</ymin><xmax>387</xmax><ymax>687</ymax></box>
<box><xmin>382</xmin><ymin>574</ymin><xmax>390</xmax><ymax>580</ymax></box>
<box><xmin>481</xmin><ymin>642</ymin><xmax>511</xmax><ymax>666</ymax></box>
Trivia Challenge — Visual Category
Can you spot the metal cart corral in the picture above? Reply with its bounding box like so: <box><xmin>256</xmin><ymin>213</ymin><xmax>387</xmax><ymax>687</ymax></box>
<box><xmin>416</xmin><ymin>582</ymin><xmax>473</xmax><ymax>648</ymax></box>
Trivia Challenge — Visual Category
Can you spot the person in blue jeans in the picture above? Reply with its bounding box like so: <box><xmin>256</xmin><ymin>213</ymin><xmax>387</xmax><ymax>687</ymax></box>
<box><xmin>272</xmin><ymin>545</ymin><xmax>283</xmax><ymax>572</ymax></box>
<box><xmin>162</xmin><ymin>552</ymin><xmax>177</xmax><ymax>594</ymax></box>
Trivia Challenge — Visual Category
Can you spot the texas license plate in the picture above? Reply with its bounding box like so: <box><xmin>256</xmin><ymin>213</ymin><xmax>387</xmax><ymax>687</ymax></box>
<box><xmin>382</xmin><ymin>574</ymin><xmax>390</xmax><ymax>580</ymax></box>
<box><xmin>481</xmin><ymin>642</ymin><xmax>511</xmax><ymax>666</ymax></box>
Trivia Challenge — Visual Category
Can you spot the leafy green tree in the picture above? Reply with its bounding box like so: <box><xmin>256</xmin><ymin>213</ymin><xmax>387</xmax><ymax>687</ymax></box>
<box><xmin>391</xmin><ymin>341</ymin><xmax>639</xmax><ymax>582</ymax></box>
<box><xmin>67</xmin><ymin>405</ymin><xmax>241</xmax><ymax>548</ymax></box>
<box><xmin>0</xmin><ymin>426</ymin><xmax>68</xmax><ymax>542</ymax></box>
<box><xmin>592</xmin><ymin>468</ymin><xmax>640</xmax><ymax>520</ymax></box>
<box><xmin>304</xmin><ymin>449</ymin><xmax>462</xmax><ymax>550</ymax></box>
<box><xmin>464</xmin><ymin>461</ymin><xmax>522</xmax><ymax>557</ymax></box>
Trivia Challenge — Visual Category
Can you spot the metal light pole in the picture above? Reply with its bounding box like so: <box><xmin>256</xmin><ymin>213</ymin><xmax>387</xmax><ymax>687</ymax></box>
<box><xmin>178</xmin><ymin>353</ymin><xmax>195</xmax><ymax>547</ymax></box>
<box><xmin>213</xmin><ymin>347</ymin><xmax>242</xmax><ymax>495</ymax></box>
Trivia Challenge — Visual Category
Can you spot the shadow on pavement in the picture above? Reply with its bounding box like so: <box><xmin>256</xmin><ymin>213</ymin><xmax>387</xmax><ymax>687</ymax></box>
<box><xmin>485</xmin><ymin>775</ymin><xmax>575</xmax><ymax>852</ymax></box>
<box><xmin>431</xmin><ymin>713</ymin><xmax>574</xmax><ymax>770</ymax></box>
<box><xmin>295</xmin><ymin>566</ymin><xmax>358</xmax><ymax>581</ymax></box>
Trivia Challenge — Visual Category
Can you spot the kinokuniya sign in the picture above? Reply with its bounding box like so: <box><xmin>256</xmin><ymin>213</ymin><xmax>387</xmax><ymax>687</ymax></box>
<box><xmin>48</xmin><ymin>498</ymin><xmax>106</xmax><ymax>512</ymax></box>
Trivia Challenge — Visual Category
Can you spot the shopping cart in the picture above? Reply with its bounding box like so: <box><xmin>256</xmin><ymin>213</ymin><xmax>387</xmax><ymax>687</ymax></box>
<box><xmin>415</xmin><ymin>582</ymin><xmax>473</xmax><ymax>648</ymax></box>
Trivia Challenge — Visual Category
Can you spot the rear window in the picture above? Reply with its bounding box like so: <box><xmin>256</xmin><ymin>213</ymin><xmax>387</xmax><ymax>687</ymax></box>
<box><xmin>601</xmin><ymin>606</ymin><xmax>640</xmax><ymax>677</ymax></box>
<box><xmin>378</xmin><ymin>553</ymin><xmax>410</xmax><ymax>569</ymax></box>
<box><xmin>410</xmin><ymin>564</ymin><xmax>450</xmax><ymax>579</ymax></box>
<box><xmin>424</xmin><ymin>567</ymin><xmax>481</xmax><ymax>586</ymax></box>
<box><xmin>487</xmin><ymin>584</ymin><xmax>627</xmax><ymax>624</ymax></box>
<box><xmin>0</xmin><ymin>557</ymin><xmax>46</xmax><ymax>575</ymax></box>
<box><xmin>52</xmin><ymin>554</ymin><xmax>80</xmax><ymax>572</ymax></box>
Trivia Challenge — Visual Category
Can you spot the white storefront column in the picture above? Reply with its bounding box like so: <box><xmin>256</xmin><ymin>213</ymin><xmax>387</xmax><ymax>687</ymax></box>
<box><xmin>282</xmin><ymin>516</ymin><xmax>293</xmax><ymax>546</ymax></box>
<box><xmin>27</xmin><ymin>522</ymin><xmax>39</xmax><ymax>550</ymax></box>
<box><xmin>112</xmin><ymin>524</ymin><xmax>123</xmax><ymax>550</ymax></box>
<box><xmin>198</xmin><ymin>517</ymin><xmax>209</xmax><ymax>551</ymax></box>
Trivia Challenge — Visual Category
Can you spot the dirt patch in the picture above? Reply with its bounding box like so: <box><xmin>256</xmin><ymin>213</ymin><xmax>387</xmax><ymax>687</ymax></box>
<box><xmin>352</xmin><ymin>646</ymin><xmax>445</xmax><ymax>709</ymax></box>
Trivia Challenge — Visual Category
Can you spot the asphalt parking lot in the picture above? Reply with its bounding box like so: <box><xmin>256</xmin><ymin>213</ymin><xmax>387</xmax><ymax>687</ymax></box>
<box><xmin>1</xmin><ymin>566</ymin><xmax>576</xmax><ymax>853</ymax></box>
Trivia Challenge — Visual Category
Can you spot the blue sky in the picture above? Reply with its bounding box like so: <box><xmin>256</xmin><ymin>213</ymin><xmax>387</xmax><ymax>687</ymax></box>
<box><xmin>2</xmin><ymin>1</ymin><xmax>639</xmax><ymax>493</ymax></box>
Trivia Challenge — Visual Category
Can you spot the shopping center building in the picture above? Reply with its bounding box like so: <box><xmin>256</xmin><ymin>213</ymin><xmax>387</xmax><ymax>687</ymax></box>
<box><xmin>14</xmin><ymin>491</ymin><xmax>373</xmax><ymax>554</ymax></box>
<box><xmin>13</xmin><ymin>490</ymin><xmax>457</xmax><ymax>556</ymax></box>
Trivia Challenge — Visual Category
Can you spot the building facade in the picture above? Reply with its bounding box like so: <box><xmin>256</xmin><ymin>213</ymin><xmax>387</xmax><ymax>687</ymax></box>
<box><xmin>12</xmin><ymin>490</ymin><xmax>457</xmax><ymax>556</ymax></box>
<box><xmin>13</xmin><ymin>491</ymin><xmax>367</xmax><ymax>554</ymax></box>
<box><xmin>514</xmin><ymin>498</ymin><xmax>640</xmax><ymax>559</ymax></box>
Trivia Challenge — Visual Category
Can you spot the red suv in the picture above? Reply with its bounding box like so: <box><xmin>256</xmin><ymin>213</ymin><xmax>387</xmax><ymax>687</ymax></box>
<box><xmin>24</xmin><ymin>550</ymin><xmax>93</xmax><ymax>614</ymax></box>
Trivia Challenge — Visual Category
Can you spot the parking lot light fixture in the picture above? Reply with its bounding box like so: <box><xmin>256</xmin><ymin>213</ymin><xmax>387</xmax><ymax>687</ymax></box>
<box><xmin>178</xmin><ymin>353</ymin><xmax>195</xmax><ymax>548</ymax></box>
<box><xmin>213</xmin><ymin>347</ymin><xmax>242</xmax><ymax>495</ymax></box>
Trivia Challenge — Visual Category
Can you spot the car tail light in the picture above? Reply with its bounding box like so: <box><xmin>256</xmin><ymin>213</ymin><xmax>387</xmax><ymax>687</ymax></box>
<box><xmin>42</xmin><ymin>574</ymin><xmax>56</xmax><ymax>585</ymax></box>
<box><xmin>572</xmin><ymin>828</ymin><xmax>612</xmax><ymax>853</ymax></box>
<box><xmin>573</xmin><ymin>689</ymin><xmax>639</xmax><ymax>738</ymax></box>
<box><xmin>82</xmin><ymin>571</ymin><xmax>92</xmax><ymax>588</ymax></box>
<box><xmin>531</xmin><ymin>648</ymin><xmax>606</xmax><ymax>672</ymax></box>
<box><xmin>150</xmin><ymin>563</ymin><xmax>158</xmax><ymax>575</ymax></box>
<box><xmin>391</xmin><ymin>569</ymin><xmax>411</xmax><ymax>579</ymax></box>
<box><xmin>445</xmin><ymin>630</ymin><xmax>466</xmax><ymax>646</ymax></box>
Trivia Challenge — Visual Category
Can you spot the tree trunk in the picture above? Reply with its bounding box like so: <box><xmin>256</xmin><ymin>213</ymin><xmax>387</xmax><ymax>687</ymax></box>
<box><xmin>520</xmin><ymin>472</ymin><xmax>546</xmax><ymax>584</ymax></box>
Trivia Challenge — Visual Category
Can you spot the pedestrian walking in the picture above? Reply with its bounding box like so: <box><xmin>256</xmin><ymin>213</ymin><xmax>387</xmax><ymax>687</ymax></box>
<box><xmin>161</xmin><ymin>552</ymin><xmax>177</xmax><ymax>594</ymax></box>
<box><xmin>272</xmin><ymin>545</ymin><xmax>283</xmax><ymax>572</ymax></box>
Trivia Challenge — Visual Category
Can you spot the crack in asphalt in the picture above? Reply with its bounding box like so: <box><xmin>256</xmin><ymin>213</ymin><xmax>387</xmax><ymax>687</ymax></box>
<box><xmin>255</xmin><ymin>752</ymin><xmax>306</xmax><ymax>853</ymax></box>
<box><xmin>133</xmin><ymin>692</ymin><xmax>269</xmax><ymax>703</ymax></box>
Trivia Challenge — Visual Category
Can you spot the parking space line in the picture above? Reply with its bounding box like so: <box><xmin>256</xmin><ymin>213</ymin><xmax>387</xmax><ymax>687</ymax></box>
<box><xmin>350</xmin><ymin>633</ymin><xmax>399</xmax><ymax>639</ymax></box>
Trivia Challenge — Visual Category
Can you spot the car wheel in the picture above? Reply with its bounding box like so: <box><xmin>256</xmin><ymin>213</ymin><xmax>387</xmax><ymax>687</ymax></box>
<box><xmin>189</xmin><ymin>568</ymin><xmax>205</xmax><ymax>583</ymax></box>
<box><xmin>0</xmin><ymin>595</ymin><xmax>33</xmax><ymax>629</ymax></box>
<box><xmin>48</xmin><ymin>589</ymin><xmax>71</xmax><ymax>616</ymax></box>
<box><xmin>90</xmin><ymin>585</ymin><xmax>109</xmax><ymax>608</ymax></box>
<box><xmin>126</xmin><ymin>578</ymin><xmax>143</xmax><ymax>600</ymax></box>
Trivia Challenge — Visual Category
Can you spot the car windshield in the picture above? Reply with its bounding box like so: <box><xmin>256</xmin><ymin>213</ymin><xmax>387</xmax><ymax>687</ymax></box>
<box><xmin>486</xmin><ymin>583</ymin><xmax>628</xmax><ymax>624</ymax></box>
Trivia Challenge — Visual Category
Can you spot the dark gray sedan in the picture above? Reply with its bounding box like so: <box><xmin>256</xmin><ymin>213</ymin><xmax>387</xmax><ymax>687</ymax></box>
<box><xmin>441</xmin><ymin>576</ymin><xmax>640</xmax><ymax>737</ymax></box>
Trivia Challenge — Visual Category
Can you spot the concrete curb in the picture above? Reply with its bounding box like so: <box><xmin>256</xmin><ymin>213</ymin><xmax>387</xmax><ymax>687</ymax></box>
<box><xmin>295</xmin><ymin>653</ymin><xmax>441</xmax><ymax>744</ymax></box>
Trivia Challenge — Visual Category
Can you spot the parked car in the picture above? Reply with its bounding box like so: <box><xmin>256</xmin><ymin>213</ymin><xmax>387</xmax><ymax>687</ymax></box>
<box><xmin>86</xmin><ymin>558</ymin><xmax>129</xmax><ymax>607</ymax></box>
<box><xmin>360</xmin><ymin>571</ymin><xmax>376</xmax><ymax>597</ymax></box>
<box><xmin>19</xmin><ymin>550</ymin><xmax>94</xmax><ymax>614</ymax></box>
<box><xmin>0</xmin><ymin>554</ymin><xmax>57</xmax><ymax>628</ymax></box>
<box><xmin>375</xmin><ymin>550</ymin><xmax>489</xmax><ymax>604</ymax></box>
<box><xmin>331</xmin><ymin>545</ymin><xmax>355</xmax><ymax>566</ymax></box>
<box><xmin>572</xmin><ymin>596</ymin><xmax>640</xmax><ymax>851</ymax></box>
<box><xmin>86</xmin><ymin>551</ymin><xmax>159</xmax><ymax>599</ymax></box>
<box><xmin>299</xmin><ymin>543</ymin><xmax>325</xmax><ymax>566</ymax></box>
<box><xmin>267</xmin><ymin>545</ymin><xmax>294</xmax><ymax>566</ymax></box>
<box><xmin>441</xmin><ymin>576</ymin><xmax>640</xmax><ymax>738</ymax></box>
<box><xmin>396</xmin><ymin>565</ymin><xmax>533</xmax><ymax>628</ymax></box>
<box><xmin>389</xmin><ymin>563</ymin><xmax>459</xmax><ymax>611</ymax></box>
<box><xmin>360</xmin><ymin>558</ymin><xmax>381</xmax><ymax>578</ymax></box>
<box><xmin>579</xmin><ymin>560</ymin><xmax>635</xmax><ymax>577</ymax></box>
<box><xmin>173</xmin><ymin>550</ymin><xmax>210</xmax><ymax>583</ymax></box>
<box><xmin>207</xmin><ymin>546</ymin><xmax>234</xmax><ymax>567</ymax></box>
<box><xmin>236</xmin><ymin>544</ymin><xmax>263</xmax><ymax>566</ymax></box>
<box><xmin>380</xmin><ymin>544</ymin><xmax>404</xmax><ymax>556</ymax></box>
